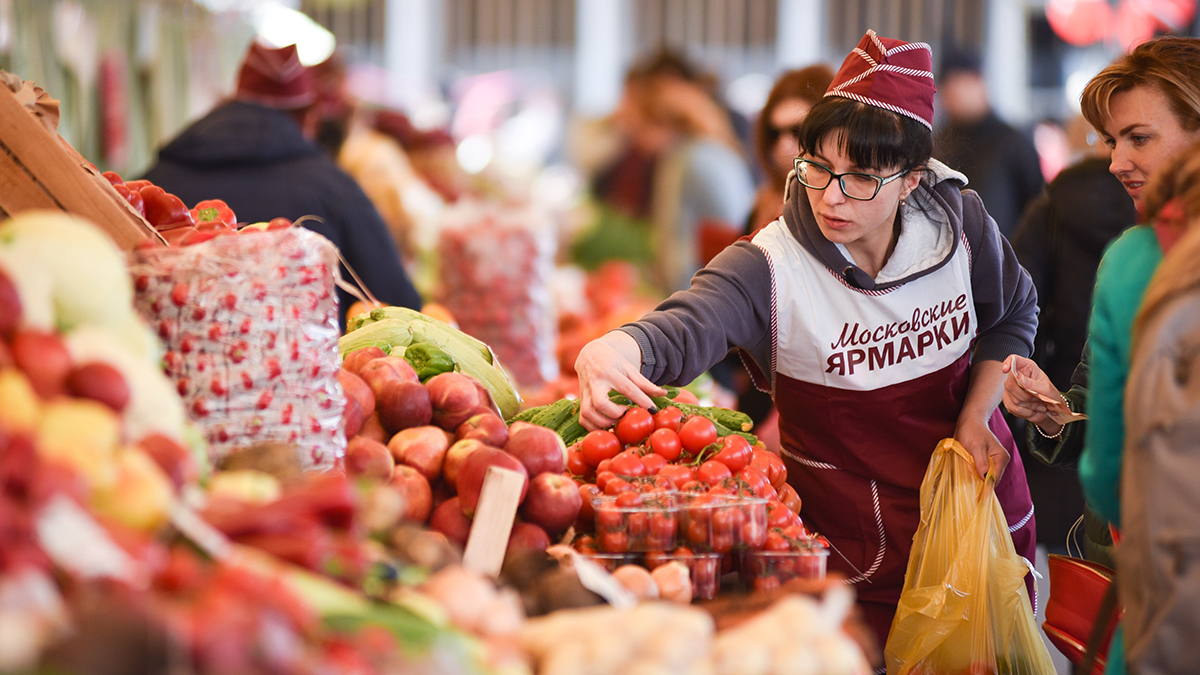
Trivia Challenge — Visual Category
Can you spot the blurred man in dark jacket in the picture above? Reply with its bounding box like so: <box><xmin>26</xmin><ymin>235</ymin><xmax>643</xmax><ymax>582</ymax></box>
<box><xmin>934</xmin><ymin>51</ymin><xmax>1044</xmax><ymax>239</ymax></box>
<box><xmin>142</xmin><ymin>42</ymin><xmax>422</xmax><ymax>327</ymax></box>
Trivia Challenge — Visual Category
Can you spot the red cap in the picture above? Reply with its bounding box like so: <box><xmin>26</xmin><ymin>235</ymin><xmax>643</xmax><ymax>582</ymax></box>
<box><xmin>235</xmin><ymin>42</ymin><xmax>316</xmax><ymax>110</ymax></box>
<box><xmin>825</xmin><ymin>30</ymin><xmax>936</xmax><ymax>130</ymax></box>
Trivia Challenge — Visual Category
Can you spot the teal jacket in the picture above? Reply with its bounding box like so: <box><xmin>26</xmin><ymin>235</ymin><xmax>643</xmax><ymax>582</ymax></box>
<box><xmin>1079</xmin><ymin>225</ymin><xmax>1162</xmax><ymax>675</ymax></box>
<box><xmin>1080</xmin><ymin>225</ymin><xmax>1162</xmax><ymax>527</ymax></box>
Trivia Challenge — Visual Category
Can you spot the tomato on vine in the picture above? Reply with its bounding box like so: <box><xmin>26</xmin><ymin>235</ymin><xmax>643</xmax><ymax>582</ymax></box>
<box><xmin>713</xmin><ymin>435</ymin><xmax>752</xmax><ymax>472</ymax></box>
<box><xmin>648</xmin><ymin>427</ymin><xmax>682</xmax><ymax>461</ymax></box>
<box><xmin>609</xmin><ymin>450</ymin><xmax>646</xmax><ymax>478</ymax></box>
<box><xmin>696</xmin><ymin>459</ymin><xmax>732</xmax><ymax>486</ymax></box>
<box><xmin>652</xmin><ymin>406</ymin><xmax>683</xmax><ymax>432</ymax></box>
<box><xmin>615</xmin><ymin>407</ymin><xmax>654</xmax><ymax>445</ymax></box>
<box><xmin>679</xmin><ymin>415</ymin><xmax>718</xmax><ymax>454</ymax></box>
<box><xmin>581</xmin><ymin>429</ymin><xmax>621</xmax><ymax>468</ymax></box>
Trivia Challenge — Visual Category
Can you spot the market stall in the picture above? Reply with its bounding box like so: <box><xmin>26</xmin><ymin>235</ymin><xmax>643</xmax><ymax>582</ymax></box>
<box><xmin>0</xmin><ymin>72</ymin><xmax>877</xmax><ymax>675</ymax></box>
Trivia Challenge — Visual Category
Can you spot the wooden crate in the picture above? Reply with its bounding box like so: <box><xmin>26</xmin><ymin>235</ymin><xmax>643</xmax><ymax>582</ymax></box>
<box><xmin>0</xmin><ymin>85</ymin><xmax>163</xmax><ymax>249</ymax></box>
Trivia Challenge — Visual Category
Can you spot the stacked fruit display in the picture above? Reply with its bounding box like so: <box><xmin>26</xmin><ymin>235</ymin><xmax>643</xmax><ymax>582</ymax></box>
<box><xmin>337</xmin><ymin>309</ymin><xmax>581</xmax><ymax>554</ymax></box>
<box><xmin>518</xmin><ymin>394</ymin><xmax>827</xmax><ymax>595</ymax></box>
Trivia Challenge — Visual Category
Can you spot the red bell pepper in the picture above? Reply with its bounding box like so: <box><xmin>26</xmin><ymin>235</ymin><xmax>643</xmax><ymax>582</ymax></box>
<box><xmin>139</xmin><ymin>185</ymin><xmax>195</xmax><ymax>230</ymax></box>
<box><xmin>190</xmin><ymin>199</ymin><xmax>237</xmax><ymax>230</ymax></box>
<box><xmin>112</xmin><ymin>184</ymin><xmax>145</xmax><ymax>217</ymax></box>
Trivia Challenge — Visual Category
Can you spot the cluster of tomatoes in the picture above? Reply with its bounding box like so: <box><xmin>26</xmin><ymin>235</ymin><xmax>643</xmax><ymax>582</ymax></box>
<box><xmin>567</xmin><ymin>406</ymin><xmax>818</xmax><ymax>568</ymax></box>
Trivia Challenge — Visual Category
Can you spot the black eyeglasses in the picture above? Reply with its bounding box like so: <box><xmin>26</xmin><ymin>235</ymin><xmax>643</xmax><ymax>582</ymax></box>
<box><xmin>793</xmin><ymin>158</ymin><xmax>908</xmax><ymax>201</ymax></box>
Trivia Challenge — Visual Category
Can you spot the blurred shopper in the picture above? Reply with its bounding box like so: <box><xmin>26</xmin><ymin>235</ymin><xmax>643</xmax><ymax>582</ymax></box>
<box><xmin>746</xmin><ymin>64</ymin><xmax>835</xmax><ymax>232</ymax></box>
<box><xmin>141</xmin><ymin>42</ymin><xmax>422</xmax><ymax>326</ymax></box>
<box><xmin>1009</xmin><ymin>138</ymin><xmax>1137</xmax><ymax>557</ymax></box>
<box><xmin>575</xmin><ymin>31</ymin><xmax>1038</xmax><ymax>652</ymax></box>
<box><xmin>616</xmin><ymin>57</ymin><xmax>754</xmax><ymax>294</ymax></box>
<box><xmin>1001</xmin><ymin>36</ymin><xmax>1200</xmax><ymax>675</ymax></box>
<box><xmin>1122</xmin><ymin>143</ymin><xmax>1200</xmax><ymax>675</ymax></box>
<box><xmin>934</xmin><ymin>50</ymin><xmax>1044</xmax><ymax>239</ymax></box>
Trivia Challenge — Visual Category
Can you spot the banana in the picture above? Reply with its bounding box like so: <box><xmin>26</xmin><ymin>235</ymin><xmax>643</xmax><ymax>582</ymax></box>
<box><xmin>407</xmin><ymin>320</ymin><xmax>521</xmax><ymax>420</ymax></box>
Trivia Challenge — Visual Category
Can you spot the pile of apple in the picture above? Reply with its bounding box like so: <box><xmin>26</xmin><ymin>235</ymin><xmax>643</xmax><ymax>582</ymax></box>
<box><xmin>338</xmin><ymin>346</ymin><xmax>581</xmax><ymax>553</ymax></box>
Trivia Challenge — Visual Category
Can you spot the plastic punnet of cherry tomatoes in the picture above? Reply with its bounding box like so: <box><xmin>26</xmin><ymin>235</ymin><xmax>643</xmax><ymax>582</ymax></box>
<box><xmin>615</xmin><ymin>407</ymin><xmax>654</xmax><ymax>446</ymax></box>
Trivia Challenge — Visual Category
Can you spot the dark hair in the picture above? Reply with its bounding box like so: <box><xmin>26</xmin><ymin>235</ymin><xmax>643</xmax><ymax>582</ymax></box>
<box><xmin>754</xmin><ymin>64</ymin><xmax>835</xmax><ymax>180</ymax></box>
<box><xmin>796</xmin><ymin>96</ymin><xmax>932</xmax><ymax>174</ymax></box>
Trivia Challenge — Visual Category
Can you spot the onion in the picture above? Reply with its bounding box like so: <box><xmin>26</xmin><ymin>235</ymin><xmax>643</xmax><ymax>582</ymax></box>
<box><xmin>650</xmin><ymin>561</ymin><xmax>692</xmax><ymax>603</ymax></box>
<box><xmin>612</xmin><ymin>564</ymin><xmax>658</xmax><ymax>601</ymax></box>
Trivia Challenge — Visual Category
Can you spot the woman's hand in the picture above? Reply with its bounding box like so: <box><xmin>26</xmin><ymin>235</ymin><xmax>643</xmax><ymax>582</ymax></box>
<box><xmin>954</xmin><ymin>413</ymin><xmax>1009</xmax><ymax>481</ymax></box>
<box><xmin>1001</xmin><ymin>355</ymin><xmax>1063</xmax><ymax>435</ymax></box>
<box><xmin>956</xmin><ymin>359</ymin><xmax>1010</xmax><ymax>480</ymax></box>
<box><xmin>575</xmin><ymin>331</ymin><xmax>667</xmax><ymax>431</ymax></box>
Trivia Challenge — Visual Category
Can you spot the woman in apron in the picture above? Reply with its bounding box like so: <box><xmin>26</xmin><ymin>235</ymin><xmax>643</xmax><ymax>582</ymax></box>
<box><xmin>574</xmin><ymin>30</ymin><xmax>1039</xmax><ymax>653</ymax></box>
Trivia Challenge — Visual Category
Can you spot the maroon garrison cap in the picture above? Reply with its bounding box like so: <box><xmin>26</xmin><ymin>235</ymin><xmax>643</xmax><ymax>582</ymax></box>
<box><xmin>235</xmin><ymin>42</ymin><xmax>317</xmax><ymax>110</ymax></box>
<box><xmin>824</xmin><ymin>29</ymin><xmax>936</xmax><ymax>130</ymax></box>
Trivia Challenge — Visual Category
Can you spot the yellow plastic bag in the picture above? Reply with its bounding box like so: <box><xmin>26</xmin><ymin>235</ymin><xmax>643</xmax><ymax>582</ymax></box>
<box><xmin>884</xmin><ymin>439</ymin><xmax>1056</xmax><ymax>675</ymax></box>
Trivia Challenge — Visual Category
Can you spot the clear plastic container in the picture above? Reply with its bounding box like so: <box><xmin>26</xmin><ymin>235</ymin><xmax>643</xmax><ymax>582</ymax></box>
<box><xmin>742</xmin><ymin>542</ymin><xmax>830</xmax><ymax>591</ymax></box>
<box><xmin>593</xmin><ymin>492</ymin><xmax>680</xmax><ymax>553</ymax></box>
<box><xmin>677</xmin><ymin>493</ymin><xmax>769</xmax><ymax>553</ymax></box>
<box><xmin>645</xmin><ymin>549</ymin><xmax>725</xmax><ymax>601</ymax></box>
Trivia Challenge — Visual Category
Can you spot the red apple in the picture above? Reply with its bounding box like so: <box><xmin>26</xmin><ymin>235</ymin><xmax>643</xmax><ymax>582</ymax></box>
<box><xmin>504</xmin><ymin>421</ymin><xmax>567</xmax><ymax>477</ymax></box>
<box><xmin>0</xmin><ymin>341</ymin><xmax>11</xmax><ymax>368</ymax></box>
<box><xmin>344</xmin><ymin>437</ymin><xmax>394</xmax><ymax>481</ymax></box>
<box><xmin>358</xmin><ymin>356</ymin><xmax>419</xmax><ymax>399</ymax></box>
<box><xmin>387</xmin><ymin>425</ymin><xmax>452</xmax><ymax>482</ymax></box>
<box><xmin>390</xmin><ymin>465</ymin><xmax>432</xmax><ymax>524</ymax></box>
<box><xmin>442</xmin><ymin>438</ymin><xmax>491</xmax><ymax>488</ymax></box>
<box><xmin>136</xmin><ymin>433</ymin><xmax>198</xmax><ymax>491</ymax></box>
<box><xmin>341</xmin><ymin>396</ymin><xmax>365</xmax><ymax>439</ymax></box>
<box><xmin>455</xmin><ymin>413</ymin><xmax>509</xmax><ymax>447</ymax></box>
<box><xmin>428</xmin><ymin>496</ymin><xmax>471</xmax><ymax>547</ymax></box>
<box><xmin>508</xmin><ymin>521</ymin><xmax>551</xmax><ymax>552</ymax></box>
<box><xmin>66</xmin><ymin>362</ymin><xmax>131</xmax><ymax>412</ymax></box>
<box><xmin>341</xmin><ymin>346</ymin><xmax>386</xmax><ymax>376</ymax></box>
<box><xmin>519</xmin><ymin>472</ymin><xmax>582</xmax><ymax>536</ymax></box>
<box><xmin>337</xmin><ymin>369</ymin><xmax>375</xmax><ymax>420</ymax></box>
<box><xmin>11</xmin><ymin>330</ymin><xmax>72</xmax><ymax>398</ymax></box>
<box><xmin>358</xmin><ymin>412</ymin><xmax>387</xmax><ymax>445</ymax></box>
<box><xmin>377</xmin><ymin>380</ymin><xmax>432</xmax><ymax>433</ymax></box>
<box><xmin>471</xmin><ymin>379</ymin><xmax>500</xmax><ymax>417</ymax></box>
<box><xmin>455</xmin><ymin>446</ymin><xmax>528</xmax><ymax>517</ymax></box>
<box><xmin>426</xmin><ymin>372</ymin><xmax>483</xmax><ymax>431</ymax></box>
<box><xmin>0</xmin><ymin>269</ymin><xmax>21</xmax><ymax>338</ymax></box>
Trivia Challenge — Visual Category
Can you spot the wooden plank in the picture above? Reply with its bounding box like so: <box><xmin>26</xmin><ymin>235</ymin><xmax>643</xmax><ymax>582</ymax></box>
<box><xmin>0</xmin><ymin>144</ymin><xmax>60</xmax><ymax>213</ymax></box>
<box><xmin>462</xmin><ymin>465</ymin><xmax>526</xmax><ymax>578</ymax></box>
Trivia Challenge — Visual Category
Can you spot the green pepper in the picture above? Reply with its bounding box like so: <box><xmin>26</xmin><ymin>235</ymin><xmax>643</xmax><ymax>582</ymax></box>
<box><xmin>404</xmin><ymin>342</ymin><xmax>456</xmax><ymax>381</ymax></box>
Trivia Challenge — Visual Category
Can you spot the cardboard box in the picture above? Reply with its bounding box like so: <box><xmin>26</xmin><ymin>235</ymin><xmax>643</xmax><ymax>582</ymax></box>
<box><xmin>0</xmin><ymin>85</ymin><xmax>164</xmax><ymax>249</ymax></box>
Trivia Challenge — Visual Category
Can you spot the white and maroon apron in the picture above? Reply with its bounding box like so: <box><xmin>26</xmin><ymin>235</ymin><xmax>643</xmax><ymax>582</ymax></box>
<box><xmin>750</xmin><ymin>220</ymin><xmax>1036</xmax><ymax>650</ymax></box>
